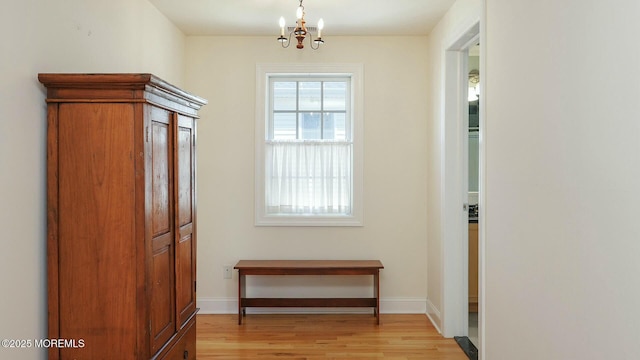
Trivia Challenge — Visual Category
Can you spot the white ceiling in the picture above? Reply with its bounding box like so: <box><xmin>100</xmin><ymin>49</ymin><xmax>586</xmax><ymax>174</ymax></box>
<box><xmin>149</xmin><ymin>0</ymin><xmax>457</xmax><ymax>36</ymax></box>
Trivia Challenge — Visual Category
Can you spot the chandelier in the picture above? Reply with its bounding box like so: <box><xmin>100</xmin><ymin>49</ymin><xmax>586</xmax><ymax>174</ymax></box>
<box><xmin>277</xmin><ymin>0</ymin><xmax>324</xmax><ymax>50</ymax></box>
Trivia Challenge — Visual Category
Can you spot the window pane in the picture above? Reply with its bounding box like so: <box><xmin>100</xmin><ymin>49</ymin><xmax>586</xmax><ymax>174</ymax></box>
<box><xmin>323</xmin><ymin>82</ymin><xmax>347</xmax><ymax>110</ymax></box>
<box><xmin>323</xmin><ymin>112</ymin><xmax>347</xmax><ymax>140</ymax></box>
<box><xmin>273</xmin><ymin>112</ymin><xmax>297</xmax><ymax>139</ymax></box>
<box><xmin>300</xmin><ymin>112</ymin><xmax>321</xmax><ymax>139</ymax></box>
<box><xmin>273</xmin><ymin>82</ymin><xmax>296</xmax><ymax>110</ymax></box>
<box><xmin>299</xmin><ymin>82</ymin><xmax>321</xmax><ymax>110</ymax></box>
<box><xmin>323</xmin><ymin>113</ymin><xmax>335</xmax><ymax>140</ymax></box>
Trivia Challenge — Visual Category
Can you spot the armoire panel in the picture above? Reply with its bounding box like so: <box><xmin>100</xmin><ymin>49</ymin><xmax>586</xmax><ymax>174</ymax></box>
<box><xmin>177</xmin><ymin>233</ymin><xmax>195</xmax><ymax>325</ymax></box>
<box><xmin>57</xmin><ymin>103</ymin><xmax>138</xmax><ymax>359</ymax></box>
<box><xmin>177</xmin><ymin>125</ymin><xmax>193</xmax><ymax>226</ymax></box>
<box><xmin>152</xmin><ymin>120</ymin><xmax>172</xmax><ymax>237</ymax></box>
<box><xmin>151</xmin><ymin>243</ymin><xmax>176</xmax><ymax>353</ymax></box>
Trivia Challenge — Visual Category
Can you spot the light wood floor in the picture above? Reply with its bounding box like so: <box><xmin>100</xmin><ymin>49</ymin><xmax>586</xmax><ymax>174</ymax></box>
<box><xmin>196</xmin><ymin>314</ymin><xmax>468</xmax><ymax>359</ymax></box>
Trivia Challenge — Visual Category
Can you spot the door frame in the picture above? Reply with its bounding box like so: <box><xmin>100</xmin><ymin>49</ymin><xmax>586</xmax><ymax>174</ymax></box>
<box><xmin>440</xmin><ymin>20</ymin><xmax>481</xmax><ymax>344</ymax></box>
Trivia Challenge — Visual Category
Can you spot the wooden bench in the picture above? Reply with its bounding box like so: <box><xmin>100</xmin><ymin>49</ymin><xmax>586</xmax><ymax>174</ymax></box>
<box><xmin>234</xmin><ymin>260</ymin><xmax>384</xmax><ymax>325</ymax></box>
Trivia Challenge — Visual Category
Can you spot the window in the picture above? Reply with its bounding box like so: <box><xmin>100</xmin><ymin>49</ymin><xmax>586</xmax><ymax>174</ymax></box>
<box><xmin>256</xmin><ymin>64</ymin><xmax>363</xmax><ymax>226</ymax></box>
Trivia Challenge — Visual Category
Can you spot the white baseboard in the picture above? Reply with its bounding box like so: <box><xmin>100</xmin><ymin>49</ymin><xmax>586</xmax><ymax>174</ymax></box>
<box><xmin>381</xmin><ymin>298</ymin><xmax>427</xmax><ymax>314</ymax></box>
<box><xmin>198</xmin><ymin>297</ymin><xmax>237</xmax><ymax>314</ymax></box>
<box><xmin>197</xmin><ymin>297</ymin><xmax>427</xmax><ymax>315</ymax></box>
<box><xmin>425</xmin><ymin>298</ymin><xmax>443</xmax><ymax>334</ymax></box>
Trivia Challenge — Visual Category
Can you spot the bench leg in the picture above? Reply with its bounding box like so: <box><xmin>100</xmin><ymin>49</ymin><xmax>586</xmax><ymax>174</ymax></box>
<box><xmin>238</xmin><ymin>273</ymin><xmax>245</xmax><ymax>325</ymax></box>
<box><xmin>374</xmin><ymin>271</ymin><xmax>380</xmax><ymax>325</ymax></box>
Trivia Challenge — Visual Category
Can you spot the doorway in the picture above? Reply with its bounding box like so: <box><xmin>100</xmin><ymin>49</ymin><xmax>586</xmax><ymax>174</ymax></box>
<box><xmin>467</xmin><ymin>43</ymin><xmax>480</xmax><ymax>348</ymax></box>
<box><xmin>439</xmin><ymin>20</ymin><xmax>481</xmax><ymax>359</ymax></box>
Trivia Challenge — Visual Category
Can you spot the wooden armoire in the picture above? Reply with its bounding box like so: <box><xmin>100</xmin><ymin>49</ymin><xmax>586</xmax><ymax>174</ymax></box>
<box><xmin>39</xmin><ymin>74</ymin><xmax>207</xmax><ymax>360</ymax></box>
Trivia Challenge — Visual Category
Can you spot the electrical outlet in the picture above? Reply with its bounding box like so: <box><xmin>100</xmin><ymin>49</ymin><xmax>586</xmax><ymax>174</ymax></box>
<box><xmin>223</xmin><ymin>266</ymin><xmax>232</xmax><ymax>279</ymax></box>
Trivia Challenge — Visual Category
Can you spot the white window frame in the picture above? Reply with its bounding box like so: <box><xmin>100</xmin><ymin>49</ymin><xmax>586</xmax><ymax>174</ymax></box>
<box><xmin>255</xmin><ymin>64</ymin><xmax>364</xmax><ymax>226</ymax></box>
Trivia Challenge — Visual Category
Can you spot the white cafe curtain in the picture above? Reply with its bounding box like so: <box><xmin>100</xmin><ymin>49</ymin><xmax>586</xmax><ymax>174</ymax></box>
<box><xmin>265</xmin><ymin>140</ymin><xmax>352</xmax><ymax>215</ymax></box>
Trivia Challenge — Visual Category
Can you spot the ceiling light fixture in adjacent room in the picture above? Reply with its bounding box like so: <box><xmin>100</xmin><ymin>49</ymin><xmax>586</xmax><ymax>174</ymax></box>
<box><xmin>278</xmin><ymin>0</ymin><xmax>324</xmax><ymax>50</ymax></box>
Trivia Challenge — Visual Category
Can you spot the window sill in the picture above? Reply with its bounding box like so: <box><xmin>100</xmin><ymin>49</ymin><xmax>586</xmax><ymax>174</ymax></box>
<box><xmin>255</xmin><ymin>214</ymin><xmax>363</xmax><ymax>227</ymax></box>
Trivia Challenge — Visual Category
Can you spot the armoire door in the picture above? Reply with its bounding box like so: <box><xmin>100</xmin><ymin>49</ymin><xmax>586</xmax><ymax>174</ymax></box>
<box><xmin>149</xmin><ymin>106</ymin><xmax>176</xmax><ymax>353</ymax></box>
<box><xmin>175</xmin><ymin>114</ymin><xmax>197</xmax><ymax>327</ymax></box>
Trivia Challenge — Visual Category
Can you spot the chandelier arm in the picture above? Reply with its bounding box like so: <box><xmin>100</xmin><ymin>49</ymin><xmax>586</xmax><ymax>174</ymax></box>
<box><xmin>309</xmin><ymin>35</ymin><xmax>319</xmax><ymax>50</ymax></box>
<box><xmin>279</xmin><ymin>30</ymin><xmax>294</xmax><ymax>48</ymax></box>
<box><xmin>309</xmin><ymin>31</ymin><xmax>324</xmax><ymax>50</ymax></box>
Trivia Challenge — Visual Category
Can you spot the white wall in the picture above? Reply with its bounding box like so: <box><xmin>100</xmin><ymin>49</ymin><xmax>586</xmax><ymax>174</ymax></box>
<box><xmin>425</xmin><ymin>0</ymin><xmax>481</xmax><ymax>331</ymax></box>
<box><xmin>485</xmin><ymin>0</ymin><xmax>640</xmax><ymax>359</ymax></box>
<box><xmin>185</xmin><ymin>36</ymin><xmax>430</xmax><ymax>313</ymax></box>
<box><xmin>0</xmin><ymin>1</ymin><xmax>185</xmax><ymax>359</ymax></box>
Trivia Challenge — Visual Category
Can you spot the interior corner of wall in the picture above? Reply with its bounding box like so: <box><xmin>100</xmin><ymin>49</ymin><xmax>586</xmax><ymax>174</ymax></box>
<box><xmin>425</xmin><ymin>298</ymin><xmax>443</xmax><ymax>334</ymax></box>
